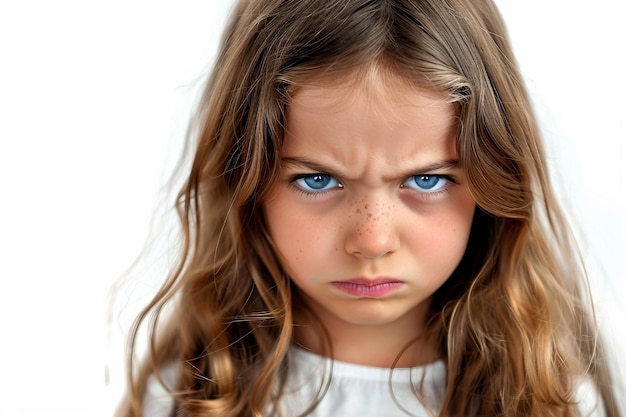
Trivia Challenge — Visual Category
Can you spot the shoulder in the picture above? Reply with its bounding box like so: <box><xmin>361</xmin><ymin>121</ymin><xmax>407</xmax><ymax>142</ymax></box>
<box><xmin>142</xmin><ymin>363</ymin><xmax>179</xmax><ymax>417</ymax></box>
<box><xmin>575</xmin><ymin>376</ymin><xmax>606</xmax><ymax>417</ymax></box>
<box><xmin>139</xmin><ymin>354</ymin><xmax>607</xmax><ymax>417</ymax></box>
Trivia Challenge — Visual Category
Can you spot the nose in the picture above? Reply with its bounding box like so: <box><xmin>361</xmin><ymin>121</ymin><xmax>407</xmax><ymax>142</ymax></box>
<box><xmin>344</xmin><ymin>198</ymin><xmax>400</xmax><ymax>259</ymax></box>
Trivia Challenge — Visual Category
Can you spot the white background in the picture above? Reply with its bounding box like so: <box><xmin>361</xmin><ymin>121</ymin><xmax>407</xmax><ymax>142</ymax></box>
<box><xmin>0</xmin><ymin>1</ymin><xmax>623</xmax><ymax>416</ymax></box>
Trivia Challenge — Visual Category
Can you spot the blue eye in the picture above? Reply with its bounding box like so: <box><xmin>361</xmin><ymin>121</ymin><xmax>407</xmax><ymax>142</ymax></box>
<box><xmin>402</xmin><ymin>175</ymin><xmax>448</xmax><ymax>192</ymax></box>
<box><xmin>294</xmin><ymin>174</ymin><xmax>340</xmax><ymax>192</ymax></box>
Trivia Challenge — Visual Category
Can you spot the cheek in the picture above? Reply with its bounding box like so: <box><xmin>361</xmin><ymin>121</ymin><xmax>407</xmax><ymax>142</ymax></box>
<box><xmin>446</xmin><ymin>203</ymin><xmax>475</xmax><ymax>245</ymax></box>
<box><xmin>444</xmin><ymin>202</ymin><xmax>475</xmax><ymax>254</ymax></box>
<box><xmin>263</xmin><ymin>193</ymin><xmax>336</xmax><ymax>270</ymax></box>
<box><xmin>416</xmin><ymin>200</ymin><xmax>475</xmax><ymax>274</ymax></box>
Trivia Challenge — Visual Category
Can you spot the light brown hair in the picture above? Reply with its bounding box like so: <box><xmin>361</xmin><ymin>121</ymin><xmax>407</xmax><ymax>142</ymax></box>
<box><xmin>117</xmin><ymin>0</ymin><xmax>621</xmax><ymax>416</ymax></box>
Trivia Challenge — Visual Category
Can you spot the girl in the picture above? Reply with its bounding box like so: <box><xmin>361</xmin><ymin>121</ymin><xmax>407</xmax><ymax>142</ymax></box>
<box><xmin>116</xmin><ymin>0</ymin><xmax>621</xmax><ymax>416</ymax></box>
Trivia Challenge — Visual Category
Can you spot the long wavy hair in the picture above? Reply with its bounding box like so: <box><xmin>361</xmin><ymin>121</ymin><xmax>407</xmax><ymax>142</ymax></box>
<box><xmin>117</xmin><ymin>0</ymin><xmax>620</xmax><ymax>416</ymax></box>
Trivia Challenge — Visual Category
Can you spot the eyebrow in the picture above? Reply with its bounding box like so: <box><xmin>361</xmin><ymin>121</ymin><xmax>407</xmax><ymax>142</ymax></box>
<box><xmin>281</xmin><ymin>156</ymin><xmax>460</xmax><ymax>181</ymax></box>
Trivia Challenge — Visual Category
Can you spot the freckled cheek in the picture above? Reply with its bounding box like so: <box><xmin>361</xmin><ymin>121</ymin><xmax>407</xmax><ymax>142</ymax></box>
<box><xmin>265</xmin><ymin>203</ymin><xmax>341</xmax><ymax>268</ymax></box>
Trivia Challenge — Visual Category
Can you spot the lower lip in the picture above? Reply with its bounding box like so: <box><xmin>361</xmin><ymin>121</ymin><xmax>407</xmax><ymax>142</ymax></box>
<box><xmin>331</xmin><ymin>281</ymin><xmax>403</xmax><ymax>297</ymax></box>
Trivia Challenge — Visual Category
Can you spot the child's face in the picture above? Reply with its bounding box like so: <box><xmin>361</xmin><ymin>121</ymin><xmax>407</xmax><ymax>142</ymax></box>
<box><xmin>264</xmin><ymin>74</ymin><xmax>475</xmax><ymax>336</ymax></box>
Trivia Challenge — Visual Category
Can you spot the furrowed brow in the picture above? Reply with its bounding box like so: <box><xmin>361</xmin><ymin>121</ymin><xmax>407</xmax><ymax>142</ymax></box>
<box><xmin>410</xmin><ymin>159</ymin><xmax>459</xmax><ymax>173</ymax></box>
<box><xmin>281</xmin><ymin>156</ymin><xmax>460</xmax><ymax>182</ymax></box>
<box><xmin>281</xmin><ymin>157</ymin><xmax>340</xmax><ymax>174</ymax></box>
<box><xmin>377</xmin><ymin>159</ymin><xmax>459</xmax><ymax>182</ymax></box>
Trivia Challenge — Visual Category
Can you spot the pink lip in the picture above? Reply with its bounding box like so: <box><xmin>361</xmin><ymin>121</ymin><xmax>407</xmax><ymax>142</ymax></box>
<box><xmin>331</xmin><ymin>277</ymin><xmax>403</xmax><ymax>297</ymax></box>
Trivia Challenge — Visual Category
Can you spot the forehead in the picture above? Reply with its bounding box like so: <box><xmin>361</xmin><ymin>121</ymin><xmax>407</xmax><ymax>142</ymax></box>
<box><xmin>286</xmin><ymin>63</ymin><xmax>454</xmax><ymax>125</ymax></box>
<box><xmin>286</xmin><ymin>70</ymin><xmax>456</xmax><ymax>137</ymax></box>
<box><xmin>282</xmin><ymin>69</ymin><xmax>459</xmax><ymax>182</ymax></box>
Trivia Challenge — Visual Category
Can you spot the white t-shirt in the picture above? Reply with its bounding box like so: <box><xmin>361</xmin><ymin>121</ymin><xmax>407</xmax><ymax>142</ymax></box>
<box><xmin>276</xmin><ymin>347</ymin><xmax>445</xmax><ymax>416</ymax></box>
<box><xmin>143</xmin><ymin>347</ymin><xmax>605</xmax><ymax>417</ymax></box>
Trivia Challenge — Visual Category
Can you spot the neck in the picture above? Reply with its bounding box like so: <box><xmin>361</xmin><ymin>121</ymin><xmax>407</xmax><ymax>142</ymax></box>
<box><xmin>293</xmin><ymin>299</ymin><xmax>438</xmax><ymax>368</ymax></box>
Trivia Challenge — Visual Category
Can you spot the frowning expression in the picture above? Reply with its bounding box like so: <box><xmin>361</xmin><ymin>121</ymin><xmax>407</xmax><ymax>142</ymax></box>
<box><xmin>263</xmin><ymin>74</ymin><xmax>476</xmax><ymax>336</ymax></box>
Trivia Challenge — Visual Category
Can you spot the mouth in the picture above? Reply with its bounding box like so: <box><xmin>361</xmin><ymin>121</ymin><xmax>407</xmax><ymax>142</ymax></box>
<box><xmin>331</xmin><ymin>277</ymin><xmax>403</xmax><ymax>298</ymax></box>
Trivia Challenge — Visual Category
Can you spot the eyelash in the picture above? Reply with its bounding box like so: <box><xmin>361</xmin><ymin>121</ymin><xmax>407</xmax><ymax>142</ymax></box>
<box><xmin>290</xmin><ymin>174</ymin><xmax>343</xmax><ymax>198</ymax></box>
<box><xmin>400</xmin><ymin>174</ymin><xmax>457</xmax><ymax>198</ymax></box>
<box><xmin>289</xmin><ymin>173</ymin><xmax>457</xmax><ymax>199</ymax></box>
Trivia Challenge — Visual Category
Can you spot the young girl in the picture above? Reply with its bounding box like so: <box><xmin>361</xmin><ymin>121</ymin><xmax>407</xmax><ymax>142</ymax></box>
<box><xmin>116</xmin><ymin>0</ymin><xmax>621</xmax><ymax>416</ymax></box>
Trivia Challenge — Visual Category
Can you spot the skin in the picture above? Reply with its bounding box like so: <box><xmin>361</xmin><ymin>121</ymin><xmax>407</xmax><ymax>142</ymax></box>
<box><xmin>264</xmin><ymin>71</ymin><xmax>476</xmax><ymax>368</ymax></box>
